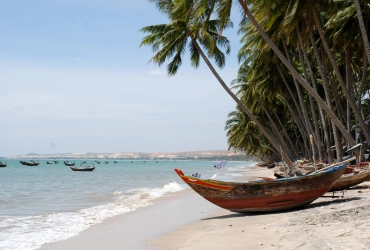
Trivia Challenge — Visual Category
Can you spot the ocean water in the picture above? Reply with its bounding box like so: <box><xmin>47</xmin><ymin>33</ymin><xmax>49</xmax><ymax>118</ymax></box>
<box><xmin>0</xmin><ymin>159</ymin><xmax>256</xmax><ymax>250</ymax></box>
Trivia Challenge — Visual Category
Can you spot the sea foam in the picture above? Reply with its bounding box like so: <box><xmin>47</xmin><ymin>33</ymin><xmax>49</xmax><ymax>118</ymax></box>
<box><xmin>0</xmin><ymin>181</ymin><xmax>183</xmax><ymax>250</ymax></box>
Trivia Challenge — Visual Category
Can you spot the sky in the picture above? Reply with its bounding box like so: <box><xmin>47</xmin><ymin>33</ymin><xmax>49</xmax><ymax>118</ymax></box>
<box><xmin>0</xmin><ymin>0</ymin><xmax>243</xmax><ymax>156</ymax></box>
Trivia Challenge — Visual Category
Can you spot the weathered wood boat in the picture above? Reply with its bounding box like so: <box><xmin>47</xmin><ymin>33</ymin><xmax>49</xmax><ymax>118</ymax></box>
<box><xmin>63</xmin><ymin>161</ymin><xmax>75</xmax><ymax>166</ymax></box>
<box><xmin>174</xmin><ymin>161</ymin><xmax>350</xmax><ymax>213</ymax></box>
<box><xmin>70</xmin><ymin>166</ymin><xmax>95</xmax><ymax>171</ymax></box>
<box><xmin>329</xmin><ymin>165</ymin><xmax>370</xmax><ymax>192</ymax></box>
<box><xmin>0</xmin><ymin>161</ymin><xmax>7</xmax><ymax>167</ymax></box>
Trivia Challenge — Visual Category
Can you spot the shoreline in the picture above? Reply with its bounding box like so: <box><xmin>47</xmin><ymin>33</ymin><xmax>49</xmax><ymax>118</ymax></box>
<box><xmin>40</xmin><ymin>165</ymin><xmax>273</xmax><ymax>250</ymax></box>
<box><xmin>40</xmin><ymin>189</ymin><xmax>221</xmax><ymax>250</ymax></box>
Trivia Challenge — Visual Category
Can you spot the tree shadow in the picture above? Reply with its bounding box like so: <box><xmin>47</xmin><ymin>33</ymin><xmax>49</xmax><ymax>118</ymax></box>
<box><xmin>201</xmin><ymin>197</ymin><xmax>362</xmax><ymax>220</ymax></box>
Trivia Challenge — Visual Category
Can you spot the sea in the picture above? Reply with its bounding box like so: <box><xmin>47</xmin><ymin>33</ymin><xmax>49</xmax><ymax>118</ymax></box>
<box><xmin>0</xmin><ymin>159</ymin><xmax>256</xmax><ymax>250</ymax></box>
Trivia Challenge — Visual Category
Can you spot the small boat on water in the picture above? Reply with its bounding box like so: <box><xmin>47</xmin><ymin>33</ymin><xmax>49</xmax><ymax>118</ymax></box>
<box><xmin>63</xmin><ymin>161</ymin><xmax>75</xmax><ymax>166</ymax></box>
<box><xmin>114</xmin><ymin>161</ymin><xmax>118</xmax><ymax>163</ymax></box>
<box><xmin>105</xmin><ymin>161</ymin><xmax>109</xmax><ymax>164</ymax></box>
<box><xmin>53</xmin><ymin>160</ymin><xmax>59</xmax><ymax>164</ymax></box>
<box><xmin>70</xmin><ymin>166</ymin><xmax>95</xmax><ymax>171</ymax></box>
<box><xmin>70</xmin><ymin>163</ymin><xmax>95</xmax><ymax>171</ymax></box>
<box><xmin>22</xmin><ymin>160</ymin><xmax>40</xmax><ymax>166</ymax></box>
<box><xmin>47</xmin><ymin>161</ymin><xmax>53</xmax><ymax>164</ymax></box>
<box><xmin>174</xmin><ymin>159</ymin><xmax>351</xmax><ymax>213</ymax></box>
<box><xmin>0</xmin><ymin>161</ymin><xmax>7</xmax><ymax>167</ymax></box>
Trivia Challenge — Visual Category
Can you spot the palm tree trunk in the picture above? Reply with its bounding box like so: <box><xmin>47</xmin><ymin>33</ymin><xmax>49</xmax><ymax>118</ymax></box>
<box><xmin>295</xmin><ymin>28</ymin><xmax>322</xmax><ymax>161</ymax></box>
<box><xmin>309</xmin><ymin>31</ymin><xmax>343</xmax><ymax>161</ymax></box>
<box><xmin>354</xmin><ymin>0</ymin><xmax>370</xmax><ymax>65</ymax></box>
<box><xmin>311</xmin><ymin>4</ymin><xmax>370</xmax><ymax>144</ymax></box>
<box><xmin>358</xmin><ymin>49</ymin><xmax>368</xmax><ymax>114</ymax></box>
<box><xmin>298</xmin><ymin>29</ymin><xmax>331</xmax><ymax>162</ymax></box>
<box><xmin>273</xmin><ymin>110</ymin><xmax>299</xmax><ymax>158</ymax></box>
<box><xmin>237</xmin><ymin>0</ymin><xmax>356</xmax><ymax>146</ymax></box>
<box><xmin>276</xmin><ymin>63</ymin><xmax>310</xmax><ymax>140</ymax></box>
<box><xmin>190</xmin><ymin>37</ymin><xmax>293</xmax><ymax>165</ymax></box>
<box><xmin>282</xmin><ymin>39</ymin><xmax>315</xmax><ymax>139</ymax></box>
<box><xmin>345</xmin><ymin>50</ymin><xmax>351</xmax><ymax>132</ymax></box>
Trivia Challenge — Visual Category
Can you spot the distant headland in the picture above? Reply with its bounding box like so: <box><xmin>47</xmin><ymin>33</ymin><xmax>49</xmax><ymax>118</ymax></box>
<box><xmin>7</xmin><ymin>150</ymin><xmax>252</xmax><ymax>161</ymax></box>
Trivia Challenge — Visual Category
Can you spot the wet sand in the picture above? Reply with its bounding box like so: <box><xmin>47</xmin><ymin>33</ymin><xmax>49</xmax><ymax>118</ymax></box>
<box><xmin>40</xmin><ymin>189</ymin><xmax>220</xmax><ymax>250</ymax></box>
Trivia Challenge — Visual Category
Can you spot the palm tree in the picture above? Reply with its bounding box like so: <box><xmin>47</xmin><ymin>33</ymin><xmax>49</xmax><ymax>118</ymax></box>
<box><xmin>141</xmin><ymin>0</ymin><xmax>293</xmax><ymax>163</ymax></box>
<box><xmin>354</xmin><ymin>0</ymin><xmax>370</xmax><ymax>65</ymax></box>
<box><xmin>211</xmin><ymin>0</ymin><xmax>357</xmax><ymax>146</ymax></box>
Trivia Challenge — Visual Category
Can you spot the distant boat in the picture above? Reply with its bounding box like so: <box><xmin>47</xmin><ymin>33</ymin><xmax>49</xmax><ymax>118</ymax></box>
<box><xmin>47</xmin><ymin>161</ymin><xmax>53</xmax><ymax>164</ymax></box>
<box><xmin>81</xmin><ymin>161</ymin><xmax>86</xmax><ymax>164</ymax></box>
<box><xmin>70</xmin><ymin>166</ymin><xmax>95</xmax><ymax>171</ymax></box>
<box><xmin>0</xmin><ymin>161</ymin><xmax>7</xmax><ymax>167</ymax></box>
<box><xmin>96</xmin><ymin>161</ymin><xmax>100</xmax><ymax>164</ymax></box>
<box><xmin>114</xmin><ymin>161</ymin><xmax>118</xmax><ymax>163</ymax></box>
<box><xmin>63</xmin><ymin>161</ymin><xmax>75</xmax><ymax>166</ymax></box>
<box><xmin>22</xmin><ymin>160</ymin><xmax>40</xmax><ymax>166</ymax></box>
<box><xmin>105</xmin><ymin>161</ymin><xmax>109</xmax><ymax>164</ymax></box>
<box><xmin>53</xmin><ymin>160</ymin><xmax>59</xmax><ymax>164</ymax></box>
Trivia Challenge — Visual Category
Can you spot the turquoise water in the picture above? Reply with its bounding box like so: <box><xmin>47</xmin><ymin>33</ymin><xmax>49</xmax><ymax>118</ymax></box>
<box><xmin>0</xmin><ymin>159</ymin><xmax>256</xmax><ymax>250</ymax></box>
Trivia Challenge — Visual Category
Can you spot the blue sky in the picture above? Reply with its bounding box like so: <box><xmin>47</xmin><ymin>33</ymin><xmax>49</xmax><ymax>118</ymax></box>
<box><xmin>1</xmin><ymin>0</ymin><xmax>242</xmax><ymax>156</ymax></box>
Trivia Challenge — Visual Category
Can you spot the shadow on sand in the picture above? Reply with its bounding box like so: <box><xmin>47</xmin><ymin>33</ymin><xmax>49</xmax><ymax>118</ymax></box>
<box><xmin>202</xmin><ymin>196</ymin><xmax>362</xmax><ymax>220</ymax></box>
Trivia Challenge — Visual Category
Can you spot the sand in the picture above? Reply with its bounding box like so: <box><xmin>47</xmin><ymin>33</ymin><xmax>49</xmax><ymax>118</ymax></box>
<box><xmin>152</xmin><ymin>168</ymin><xmax>370</xmax><ymax>250</ymax></box>
<box><xmin>41</xmin><ymin>166</ymin><xmax>370</xmax><ymax>250</ymax></box>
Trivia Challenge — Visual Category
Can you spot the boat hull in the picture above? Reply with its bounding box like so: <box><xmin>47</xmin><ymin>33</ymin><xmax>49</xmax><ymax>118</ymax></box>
<box><xmin>175</xmin><ymin>162</ymin><xmax>348</xmax><ymax>213</ymax></box>
<box><xmin>329</xmin><ymin>166</ymin><xmax>370</xmax><ymax>192</ymax></box>
<box><xmin>70</xmin><ymin>167</ymin><xmax>95</xmax><ymax>171</ymax></box>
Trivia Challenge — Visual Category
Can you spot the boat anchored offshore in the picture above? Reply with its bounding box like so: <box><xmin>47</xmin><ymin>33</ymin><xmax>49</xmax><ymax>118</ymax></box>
<box><xmin>0</xmin><ymin>161</ymin><xmax>7</xmax><ymax>167</ymax></box>
<box><xmin>70</xmin><ymin>162</ymin><xmax>95</xmax><ymax>171</ymax></box>
<box><xmin>63</xmin><ymin>161</ymin><xmax>75</xmax><ymax>166</ymax></box>
<box><xmin>174</xmin><ymin>160</ymin><xmax>350</xmax><ymax>213</ymax></box>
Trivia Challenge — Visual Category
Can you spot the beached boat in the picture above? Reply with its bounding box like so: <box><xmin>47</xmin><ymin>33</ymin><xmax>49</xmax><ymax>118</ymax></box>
<box><xmin>256</xmin><ymin>163</ymin><xmax>267</xmax><ymax>167</ymax></box>
<box><xmin>329</xmin><ymin>165</ymin><xmax>370</xmax><ymax>191</ymax></box>
<box><xmin>174</xmin><ymin>160</ymin><xmax>350</xmax><ymax>213</ymax></box>
<box><xmin>0</xmin><ymin>161</ymin><xmax>7</xmax><ymax>167</ymax></box>
<box><xmin>63</xmin><ymin>161</ymin><xmax>75</xmax><ymax>166</ymax></box>
<box><xmin>70</xmin><ymin>166</ymin><xmax>95</xmax><ymax>171</ymax></box>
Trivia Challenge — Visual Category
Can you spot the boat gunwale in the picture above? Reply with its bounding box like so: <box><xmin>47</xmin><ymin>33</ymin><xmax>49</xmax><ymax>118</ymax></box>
<box><xmin>176</xmin><ymin>162</ymin><xmax>349</xmax><ymax>186</ymax></box>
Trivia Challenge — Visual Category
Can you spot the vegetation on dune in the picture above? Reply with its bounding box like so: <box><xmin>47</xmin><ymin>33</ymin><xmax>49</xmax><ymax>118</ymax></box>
<box><xmin>141</xmin><ymin>0</ymin><xmax>370</xmax><ymax>165</ymax></box>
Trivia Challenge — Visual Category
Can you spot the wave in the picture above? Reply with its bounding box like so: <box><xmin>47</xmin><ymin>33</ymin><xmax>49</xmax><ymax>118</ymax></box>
<box><xmin>0</xmin><ymin>182</ymin><xmax>184</xmax><ymax>250</ymax></box>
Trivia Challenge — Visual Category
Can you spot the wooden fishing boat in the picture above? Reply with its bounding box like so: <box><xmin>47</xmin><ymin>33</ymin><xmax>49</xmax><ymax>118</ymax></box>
<box><xmin>0</xmin><ymin>161</ymin><xmax>7</xmax><ymax>167</ymax></box>
<box><xmin>256</xmin><ymin>163</ymin><xmax>267</xmax><ymax>167</ymax></box>
<box><xmin>63</xmin><ymin>161</ymin><xmax>75</xmax><ymax>166</ymax></box>
<box><xmin>23</xmin><ymin>161</ymin><xmax>40</xmax><ymax>166</ymax></box>
<box><xmin>70</xmin><ymin>166</ymin><xmax>95</xmax><ymax>171</ymax></box>
<box><xmin>174</xmin><ymin>161</ymin><xmax>350</xmax><ymax>213</ymax></box>
<box><xmin>329</xmin><ymin>165</ymin><xmax>370</xmax><ymax>191</ymax></box>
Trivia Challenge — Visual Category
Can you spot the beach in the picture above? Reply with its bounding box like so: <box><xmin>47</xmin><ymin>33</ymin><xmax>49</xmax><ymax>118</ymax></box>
<box><xmin>40</xmin><ymin>166</ymin><xmax>370</xmax><ymax>250</ymax></box>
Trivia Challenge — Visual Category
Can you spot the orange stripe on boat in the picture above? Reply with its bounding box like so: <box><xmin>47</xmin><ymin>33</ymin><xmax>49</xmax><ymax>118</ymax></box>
<box><xmin>174</xmin><ymin>169</ymin><xmax>232</xmax><ymax>191</ymax></box>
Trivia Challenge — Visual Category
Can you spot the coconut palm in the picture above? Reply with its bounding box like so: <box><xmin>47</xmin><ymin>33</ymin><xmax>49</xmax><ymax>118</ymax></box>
<box><xmin>354</xmin><ymin>0</ymin><xmax>370</xmax><ymax>65</ymax></box>
<box><xmin>141</xmin><ymin>0</ymin><xmax>293</xmax><ymax>163</ymax></box>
